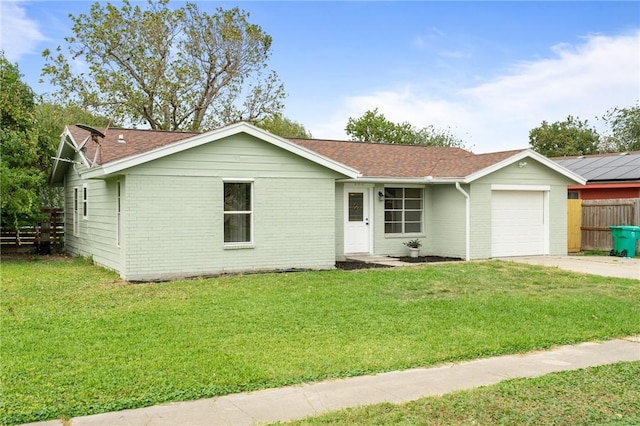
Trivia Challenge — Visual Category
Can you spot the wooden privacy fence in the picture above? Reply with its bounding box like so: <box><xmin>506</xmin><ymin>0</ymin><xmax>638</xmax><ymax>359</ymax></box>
<box><xmin>567</xmin><ymin>199</ymin><xmax>582</xmax><ymax>253</ymax></box>
<box><xmin>0</xmin><ymin>208</ymin><xmax>64</xmax><ymax>254</ymax></box>
<box><xmin>568</xmin><ymin>199</ymin><xmax>640</xmax><ymax>252</ymax></box>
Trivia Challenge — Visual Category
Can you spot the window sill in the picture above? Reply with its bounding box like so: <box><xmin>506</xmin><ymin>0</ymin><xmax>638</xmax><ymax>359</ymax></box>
<box><xmin>224</xmin><ymin>243</ymin><xmax>255</xmax><ymax>250</ymax></box>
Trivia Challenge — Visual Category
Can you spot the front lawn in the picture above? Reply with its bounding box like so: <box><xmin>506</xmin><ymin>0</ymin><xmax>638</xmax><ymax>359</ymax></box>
<box><xmin>2</xmin><ymin>256</ymin><xmax>639</xmax><ymax>424</ymax></box>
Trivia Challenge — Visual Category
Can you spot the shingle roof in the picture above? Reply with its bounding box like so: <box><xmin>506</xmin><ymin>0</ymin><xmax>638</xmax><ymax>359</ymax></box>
<box><xmin>67</xmin><ymin>125</ymin><xmax>199</xmax><ymax>165</ymax></box>
<box><xmin>64</xmin><ymin>125</ymin><xmax>529</xmax><ymax>180</ymax></box>
<box><xmin>289</xmin><ymin>138</ymin><xmax>525</xmax><ymax>178</ymax></box>
<box><xmin>553</xmin><ymin>151</ymin><xmax>640</xmax><ymax>182</ymax></box>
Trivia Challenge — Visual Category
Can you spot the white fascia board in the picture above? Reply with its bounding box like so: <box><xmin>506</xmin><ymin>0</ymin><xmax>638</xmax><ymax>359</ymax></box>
<box><xmin>82</xmin><ymin>122</ymin><xmax>360</xmax><ymax>180</ymax></box>
<box><xmin>50</xmin><ymin>127</ymin><xmax>89</xmax><ymax>185</ymax></box>
<box><xmin>464</xmin><ymin>149</ymin><xmax>587</xmax><ymax>185</ymax></box>
<box><xmin>338</xmin><ymin>176</ymin><xmax>464</xmax><ymax>184</ymax></box>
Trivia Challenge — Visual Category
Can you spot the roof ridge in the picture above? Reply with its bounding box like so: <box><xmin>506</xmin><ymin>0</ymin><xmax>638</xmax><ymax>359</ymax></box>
<box><xmin>70</xmin><ymin>125</ymin><xmax>202</xmax><ymax>136</ymax></box>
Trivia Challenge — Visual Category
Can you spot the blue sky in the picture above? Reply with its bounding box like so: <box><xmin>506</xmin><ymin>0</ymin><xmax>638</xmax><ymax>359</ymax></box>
<box><xmin>2</xmin><ymin>1</ymin><xmax>639</xmax><ymax>153</ymax></box>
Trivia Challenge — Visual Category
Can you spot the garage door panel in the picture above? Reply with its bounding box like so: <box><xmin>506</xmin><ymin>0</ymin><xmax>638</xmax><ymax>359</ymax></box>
<box><xmin>492</xmin><ymin>191</ymin><xmax>546</xmax><ymax>257</ymax></box>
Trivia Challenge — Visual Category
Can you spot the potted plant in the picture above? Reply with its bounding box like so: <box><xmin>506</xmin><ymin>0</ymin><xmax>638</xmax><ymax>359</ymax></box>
<box><xmin>403</xmin><ymin>238</ymin><xmax>422</xmax><ymax>258</ymax></box>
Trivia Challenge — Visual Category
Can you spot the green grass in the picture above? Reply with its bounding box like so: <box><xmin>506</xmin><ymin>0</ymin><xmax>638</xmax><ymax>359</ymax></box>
<box><xmin>283</xmin><ymin>361</ymin><xmax>640</xmax><ymax>425</ymax></box>
<box><xmin>1</xmin><ymin>256</ymin><xmax>639</xmax><ymax>425</ymax></box>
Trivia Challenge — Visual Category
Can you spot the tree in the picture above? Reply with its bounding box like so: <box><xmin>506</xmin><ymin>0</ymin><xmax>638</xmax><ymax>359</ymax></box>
<box><xmin>601</xmin><ymin>103</ymin><xmax>640</xmax><ymax>152</ymax></box>
<box><xmin>41</xmin><ymin>0</ymin><xmax>286</xmax><ymax>131</ymax></box>
<box><xmin>0</xmin><ymin>55</ymin><xmax>46</xmax><ymax>231</ymax></box>
<box><xmin>345</xmin><ymin>108</ymin><xmax>465</xmax><ymax>147</ymax></box>
<box><xmin>255</xmin><ymin>114</ymin><xmax>312</xmax><ymax>138</ymax></box>
<box><xmin>529</xmin><ymin>116</ymin><xmax>600</xmax><ymax>157</ymax></box>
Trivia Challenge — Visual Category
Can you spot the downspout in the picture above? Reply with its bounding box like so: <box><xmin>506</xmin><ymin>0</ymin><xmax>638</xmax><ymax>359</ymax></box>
<box><xmin>455</xmin><ymin>182</ymin><xmax>470</xmax><ymax>261</ymax></box>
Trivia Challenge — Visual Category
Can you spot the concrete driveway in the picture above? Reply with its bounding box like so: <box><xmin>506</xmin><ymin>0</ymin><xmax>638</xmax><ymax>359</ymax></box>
<box><xmin>497</xmin><ymin>255</ymin><xmax>640</xmax><ymax>280</ymax></box>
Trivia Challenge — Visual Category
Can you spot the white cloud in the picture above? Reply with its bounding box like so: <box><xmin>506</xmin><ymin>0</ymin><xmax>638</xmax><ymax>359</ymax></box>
<box><xmin>0</xmin><ymin>1</ymin><xmax>46</xmax><ymax>61</ymax></box>
<box><xmin>315</xmin><ymin>31</ymin><xmax>640</xmax><ymax>153</ymax></box>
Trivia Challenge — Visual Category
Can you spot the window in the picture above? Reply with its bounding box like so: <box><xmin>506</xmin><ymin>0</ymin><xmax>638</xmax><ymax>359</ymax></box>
<box><xmin>568</xmin><ymin>191</ymin><xmax>580</xmax><ymax>200</ymax></box>
<box><xmin>384</xmin><ymin>187</ymin><xmax>423</xmax><ymax>234</ymax></box>
<box><xmin>82</xmin><ymin>184</ymin><xmax>88</xmax><ymax>219</ymax></box>
<box><xmin>348</xmin><ymin>192</ymin><xmax>364</xmax><ymax>221</ymax></box>
<box><xmin>224</xmin><ymin>182</ymin><xmax>253</xmax><ymax>244</ymax></box>
<box><xmin>116</xmin><ymin>181</ymin><xmax>121</xmax><ymax>247</ymax></box>
<box><xmin>73</xmin><ymin>187</ymin><xmax>79</xmax><ymax>236</ymax></box>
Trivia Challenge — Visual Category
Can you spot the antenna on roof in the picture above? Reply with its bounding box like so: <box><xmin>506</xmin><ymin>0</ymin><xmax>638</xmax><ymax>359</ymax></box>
<box><xmin>76</xmin><ymin>124</ymin><xmax>105</xmax><ymax>140</ymax></box>
<box><xmin>76</xmin><ymin>124</ymin><xmax>106</xmax><ymax>167</ymax></box>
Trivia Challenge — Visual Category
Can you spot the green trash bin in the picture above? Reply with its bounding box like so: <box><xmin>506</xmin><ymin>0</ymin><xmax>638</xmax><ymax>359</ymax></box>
<box><xmin>609</xmin><ymin>225</ymin><xmax>640</xmax><ymax>258</ymax></box>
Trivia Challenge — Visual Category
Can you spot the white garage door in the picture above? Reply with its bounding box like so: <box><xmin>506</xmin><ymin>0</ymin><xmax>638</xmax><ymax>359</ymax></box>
<box><xmin>491</xmin><ymin>191</ymin><xmax>546</xmax><ymax>257</ymax></box>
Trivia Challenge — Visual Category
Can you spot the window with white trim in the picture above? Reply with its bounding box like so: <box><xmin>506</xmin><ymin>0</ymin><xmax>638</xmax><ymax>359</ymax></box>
<box><xmin>73</xmin><ymin>187</ymin><xmax>79</xmax><ymax>236</ymax></box>
<box><xmin>224</xmin><ymin>182</ymin><xmax>253</xmax><ymax>244</ymax></box>
<box><xmin>384</xmin><ymin>187</ymin><xmax>423</xmax><ymax>234</ymax></box>
<box><xmin>116</xmin><ymin>181</ymin><xmax>121</xmax><ymax>247</ymax></box>
<box><xmin>82</xmin><ymin>184</ymin><xmax>88</xmax><ymax>219</ymax></box>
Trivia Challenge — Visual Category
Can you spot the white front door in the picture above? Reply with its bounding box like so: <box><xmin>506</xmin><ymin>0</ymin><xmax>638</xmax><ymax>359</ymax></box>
<box><xmin>344</xmin><ymin>186</ymin><xmax>371</xmax><ymax>253</ymax></box>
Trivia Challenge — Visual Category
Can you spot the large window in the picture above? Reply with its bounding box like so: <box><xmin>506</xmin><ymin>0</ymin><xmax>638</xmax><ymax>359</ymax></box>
<box><xmin>384</xmin><ymin>187</ymin><xmax>423</xmax><ymax>234</ymax></box>
<box><xmin>224</xmin><ymin>182</ymin><xmax>253</xmax><ymax>244</ymax></box>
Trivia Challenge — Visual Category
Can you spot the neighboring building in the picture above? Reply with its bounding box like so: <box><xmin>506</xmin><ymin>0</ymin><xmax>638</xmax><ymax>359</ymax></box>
<box><xmin>50</xmin><ymin>123</ymin><xmax>585</xmax><ymax>281</ymax></box>
<box><xmin>553</xmin><ymin>151</ymin><xmax>640</xmax><ymax>200</ymax></box>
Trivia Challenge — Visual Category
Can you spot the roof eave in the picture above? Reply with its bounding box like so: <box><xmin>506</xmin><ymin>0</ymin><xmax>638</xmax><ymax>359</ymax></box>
<box><xmin>49</xmin><ymin>128</ymin><xmax>82</xmax><ymax>185</ymax></box>
<box><xmin>464</xmin><ymin>149</ymin><xmax>587</xmax><ymax>185</ymax></box>
<box><xmin>338</xmin><ymin>176</ymin><xmax>465</xmax><ymax>184</ymax></box>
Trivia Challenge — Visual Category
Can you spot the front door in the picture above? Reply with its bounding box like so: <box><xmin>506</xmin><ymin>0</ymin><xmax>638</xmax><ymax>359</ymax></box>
<box><xmin>344</xmin><ymin>186</ymin><xmax>371</xmax><ymax>253</ymax></box>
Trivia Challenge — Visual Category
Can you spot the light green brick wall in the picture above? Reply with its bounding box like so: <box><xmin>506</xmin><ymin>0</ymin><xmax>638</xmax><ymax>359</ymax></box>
<box><xmin>124</xmin><ymin>175</ymin><xmax>336</xmax><ymax>281</ymax></box>
<box><xmin>120</xmin><ymin>134</ymin><xmax>341</xmax><ymax>280</ymax></box>
<box><xmin>430</xmin><ymin>185</ymin><xmax>467</xmax><ymax>259</ymax></box>
<box><xmin>64</xmin><ymin>133</ymin><xmax>343</xmax><ymax>280</ymax></box>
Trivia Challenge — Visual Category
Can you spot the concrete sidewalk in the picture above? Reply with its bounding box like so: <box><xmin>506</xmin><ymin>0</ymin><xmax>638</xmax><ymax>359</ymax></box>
<box><xmin>27</xmin><ymin>336</ymin><xmax>640</xmax><ymax>426</ymax></box>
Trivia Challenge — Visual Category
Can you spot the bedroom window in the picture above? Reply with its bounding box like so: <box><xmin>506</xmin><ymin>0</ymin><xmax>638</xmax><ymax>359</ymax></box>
<box><xmin>384</xmin><ymin>187</ymin><xmax>423</xmax><ymax>234</ymax></box>
<box><xmin>224</xmin><ymin>181</ymin><xmax>253</xmax><ymax>244</ymax></box>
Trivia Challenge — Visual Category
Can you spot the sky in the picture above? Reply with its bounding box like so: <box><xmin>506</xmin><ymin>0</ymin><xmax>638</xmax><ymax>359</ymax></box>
<box><xmin>1</xmin><ymin>1</ymin><xmax>639</xmax><ymax>153</ymax></box>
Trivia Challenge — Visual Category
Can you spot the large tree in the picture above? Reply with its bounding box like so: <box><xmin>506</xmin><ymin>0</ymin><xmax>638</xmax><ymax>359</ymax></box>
<box><xmin>345</xmin><ymin>108</ymin><xmax>465</xmax><ymax>147</ymax></box>
<box><xmin>255</xmin><ymin>114</ymin><xmax>312</xmax><ymax>138</ymax></box>
<box><xmin>0</xmin><ymin>56</ymin><xmax>46</xmax><ymax>230</ymax></box>
<box><xmin>600</xmin><ymin>103</ymin><xmax>640</xmax><ymax>152</ymax></box>
<box><xmin>529</xmin><ymin>116</ymin><xmax>600</xmax><ymax>157</ymax></box>
<box><xmin>41</xmin><ymin>0</ymin><xmax>286</xmax><ymax>131</ymax></box>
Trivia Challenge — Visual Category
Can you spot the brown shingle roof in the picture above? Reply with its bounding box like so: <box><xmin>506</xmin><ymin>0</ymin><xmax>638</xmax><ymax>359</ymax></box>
<box><xmin>290</xmin><ymin>139</ymin><xmax>526</xmax><ymax>178</ymax></box>
<box><xmin>430</xmin><ymin>149</ymin><xmax>526</xmax><ymax>178</ymax></box>
<box><xmin>67</xmin><ymin>125</ymin><xmax>527</xmax><ymax>179</ymax></box>
<box><xmin>67</xmin><ymin>125</ymin><xmax>199</xmax><ymax>165</ymax></box>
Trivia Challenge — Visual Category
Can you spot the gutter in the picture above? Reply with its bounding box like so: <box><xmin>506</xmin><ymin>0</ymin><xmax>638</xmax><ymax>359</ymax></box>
<box><xmin>455</xmin><ymin>182</ymin><xmax>470</xmax><ymax>261</ymax></box>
